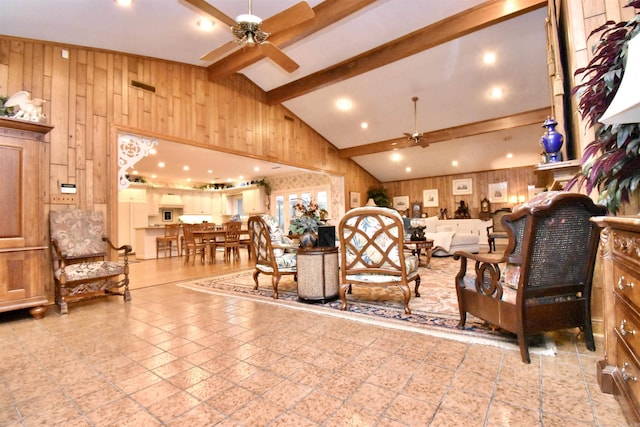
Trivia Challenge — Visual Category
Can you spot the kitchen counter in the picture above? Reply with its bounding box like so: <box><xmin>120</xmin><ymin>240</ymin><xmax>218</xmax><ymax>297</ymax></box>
<box><xmin>135</xmin><ymin>226</ymin><xmax>180</xmax><ymax>259</ymax></box>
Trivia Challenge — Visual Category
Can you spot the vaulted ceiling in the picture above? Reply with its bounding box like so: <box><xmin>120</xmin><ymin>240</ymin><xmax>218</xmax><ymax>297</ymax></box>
<box><xmin>0</xmin><ymin>0</ymin><xmax>551</xmax><ymax>185</ymax></box>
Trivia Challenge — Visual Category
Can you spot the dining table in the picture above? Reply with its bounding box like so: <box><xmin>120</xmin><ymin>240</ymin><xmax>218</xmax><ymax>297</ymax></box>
<box><xmin>193</xmin><ymin>227</ymin><xmax>250</xmax><ymax>262</ymax></box>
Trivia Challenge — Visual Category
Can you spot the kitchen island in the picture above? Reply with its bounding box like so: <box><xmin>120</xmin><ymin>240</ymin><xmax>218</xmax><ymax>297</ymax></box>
<box><xmin>135</xmin><ymin>226</ymin><xmax>180</xmax><ymax>259</ymax></box>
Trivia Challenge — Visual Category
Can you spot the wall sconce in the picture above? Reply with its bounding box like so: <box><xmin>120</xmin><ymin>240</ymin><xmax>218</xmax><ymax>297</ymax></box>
<box><xmin>510</xmin><ymin>195</ymin><xmax>526</xmax><ymax>204</ymax></box>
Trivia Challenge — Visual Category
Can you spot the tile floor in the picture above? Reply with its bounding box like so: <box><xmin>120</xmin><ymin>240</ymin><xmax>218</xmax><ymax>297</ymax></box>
<box><xmin>0</xmin><ymin>254</ymin><xmax>631</xmax><ymax>426</ymax></box>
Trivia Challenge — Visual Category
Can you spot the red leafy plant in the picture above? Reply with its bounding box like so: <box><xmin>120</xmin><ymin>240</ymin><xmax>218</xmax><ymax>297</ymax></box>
<box><xmin>568</xmin><ymin>1</ymin><xmax>640</xmax><ymax>214</ymax></box>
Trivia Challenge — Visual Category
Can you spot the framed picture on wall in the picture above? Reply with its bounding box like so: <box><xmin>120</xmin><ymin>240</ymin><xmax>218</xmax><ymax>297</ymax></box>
<box><xmin>452</xmin><ymin>178</ymin><xmax>473</xmax><ymax>195</ymax></box>
<box><xmin>488</xmin><ymin>182</ymin><xmax>508</xmax><ymax>203</ymax></box>
<box><xmin>349</xmin><ymin>191</ymin><xmax>360</xmax><ymax>208</ymax></box>
<box><xmin>393</xmin><ymin>195</ymin><xmax>410</xmax><ymax>211</ymax></box>
<box><xmin>422</xmin><ymin>189</ymin><xmax>439</xmax><ymax>207</ymax></box>
<box><xmin>162</xmin><ymin>210</ymin><xmax>173</xmax><ymax>222</ymax></box>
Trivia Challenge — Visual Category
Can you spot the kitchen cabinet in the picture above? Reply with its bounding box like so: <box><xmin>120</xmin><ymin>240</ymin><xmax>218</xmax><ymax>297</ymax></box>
<box><xmin>146</xmin><ymin>190</ymin><xmax>160</xmax><ymax>215</ymax></box>
<box><xmin>183</xmin><ymin>192</ymin><xmax>212</xmax><ymax>214</ymax></box>
<box><xmin>0</xmin><ymin>118</ymin><xmax>52</xmax><ymax>319</ymax></box>
<box><xmin>243</xmin><ymin>188</ymin><xmax>266</xmax><ymax>214</ymax></box>
<box><xmin>118</xmin><ymin>187</ymin><xmax>146</xmax><ymax>203</ymax></box>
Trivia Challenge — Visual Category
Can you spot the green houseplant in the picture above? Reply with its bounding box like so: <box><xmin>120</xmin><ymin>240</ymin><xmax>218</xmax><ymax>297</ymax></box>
<box><xmin>568</xmin><ymin>1</ymin><xmax>640</xmax><ymax>214</ymax></box>
<box><xmin>366</xmin><ymin>185</ymin><xmax>391</xmax><ymax>207</ymax></box>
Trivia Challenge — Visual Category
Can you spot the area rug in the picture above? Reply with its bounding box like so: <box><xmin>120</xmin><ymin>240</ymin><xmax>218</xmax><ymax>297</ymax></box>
<box><xmin>177</xmin><ymin>256</ymin><xmax>556</xmax><ymax>356</ymax></box>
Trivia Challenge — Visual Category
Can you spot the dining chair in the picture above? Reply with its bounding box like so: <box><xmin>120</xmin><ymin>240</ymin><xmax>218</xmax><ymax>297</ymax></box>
<box><xmin>486</xmin><ymin>208</ymin><xmax>511</xmax><ymax>253</ymax></box>
<box><xmin>222</xmin><ymin>221</ymin><xmax>242</xmax><ymax>262</ymax></box>
<box><xmin>182</xmin><ymin>223</ymin><xmax>206</xmax><ymax>265</ymax></box>
<box><xmin>199</xmin><ymin>222</ymin><xmax>219</xmax><ymax>263</ymax></box>
<box><xmin>156</xmin><ymin>223</ymin><xmax>180</xmax><ymax>258</ymax></box>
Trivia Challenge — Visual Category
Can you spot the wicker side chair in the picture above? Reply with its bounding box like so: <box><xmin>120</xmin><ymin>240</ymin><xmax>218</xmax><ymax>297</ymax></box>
<box><xmin>454</xmin><ymin>191</ymin><xmax>606</xmax><ymax>363</ymax></box>
<box><xmin>338</xmin><ymin>207</ymin><xmax>421</xmax><ymax>314</ymax></box>
<box><xmin>50</xmin><ymin>209</ymin><xmax>131</xmax><ymax>315</ymax></box>
<box><xmin>247</xmin><ymin>216</ymin><xmax>297</xmax><ymax>299</ymax></box>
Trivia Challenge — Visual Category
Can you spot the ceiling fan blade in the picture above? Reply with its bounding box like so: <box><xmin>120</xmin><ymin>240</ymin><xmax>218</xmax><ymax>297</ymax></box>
<box><xmin>260</xmin><ymin>42</ymin><xmax>299</xmax><ymax>73</ymax></box>
<box><xmin>183</xmin><ymin>0</ymin><xmax>236</xmax><ymax>27</ymax></box>
<box><xmin>262</xmin><ymin>2</ymin><xmax>315</xmax><ymax>34</ymax></box>
<box><xmin>200</xmin><ymin>41</ymin><xmax>240</xmax><ymax>62</ymax></box>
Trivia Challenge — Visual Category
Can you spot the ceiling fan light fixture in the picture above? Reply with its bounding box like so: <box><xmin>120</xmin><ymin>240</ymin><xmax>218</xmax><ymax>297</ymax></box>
<box><xmin>235</xmin><ymin>13</ymin><xmax>262</xmax><ymax>25</ymax></box>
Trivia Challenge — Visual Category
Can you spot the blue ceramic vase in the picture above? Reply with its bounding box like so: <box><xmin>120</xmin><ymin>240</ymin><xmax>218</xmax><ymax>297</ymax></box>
<box><xmin>540</xmin><ymin>117</ymin><xmax>564</xmax><ymax>163</ymax></box>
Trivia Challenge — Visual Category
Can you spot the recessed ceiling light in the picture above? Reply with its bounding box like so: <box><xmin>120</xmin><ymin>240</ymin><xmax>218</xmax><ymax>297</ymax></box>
<box><xmin>132</xmin><ymin>170</ymin><xmax>139</xmax><ymax>175</ymax></box>
<box><xmin>254</xmin><ymin>166</ymin><xmax>260</xmax><ymax>172</ymax></box>
<box><xmin>391</xmin><ymin>153</ymin><xmax>402</xmax><ymax>161</ymax></box>
<box><xmin>451</xmin><ymin>160</ymin><xmax>459</xmax><ymax>167</ymax></box>
<box><xmin>197</xmin><ymin>19</ymin><xmax>214</xmax><ymax>31</ymax></box>
<box><xmin>336</xmin><ymin>98</ymin><xmax>352</xmax><ymax>111</ymax></box>
<box><xmin>506</xmin><ymin>153</ymin><xmax>513</xmax><ymax>158</ymax></box>
<box><xmin>148</xmin><ymin>148</ymin><xmax>157</xmax><ymax>155</ymax></box>
<box><xmin>114</xmin><ymin>0</ymin><xmax>133</xmax><ymax>6</ymax></box>
<box><xmin>207</xmin><ymin>169</ymin><xmax>213</xmax><ymax>174</ymax></box>
<box><xmin>227</xmin><ymin>178</ymin><xmax>232</xmax><ymax>182</ymax></box>
<box><xmin>158</xmin><ymin>162</ymin><xmax>165</xmax><ymax>168</ymax></box>
<box><xmin>483</xmin><ymin>52</ymin><xmax>496</xmax><ymax>65</ymax></box>
<box><xmin>405</xmin><ymin>167</ymin><xmax>412</xmax><ymax>172</ymax></box>
<box><xmin>361</xmin><ymin>122</ymin><xmax>368</xmax><ymax>129</ymax></box>
<box><xmin>239</xmin><ymin>175</ymin><xmax>244</xmax><ymax>180</ymax></box>
<box><xmin>490</xmin><ymin>87</ymin><xmax>503</xmax><ymax>99</ymax></box>
<box><xmin>151</xmin><ymin>174</ymin><xmax>157</xmax><ymax>179</ymax></box>
<box><xmin>186</xmin><ymin>178</ymin><xmax>191</xmax><ymax>182</ymax></box>
<box><xmin>183</xmin><ymin>165</ymin><xmax>189</xmax><ymax>171</ymax></box>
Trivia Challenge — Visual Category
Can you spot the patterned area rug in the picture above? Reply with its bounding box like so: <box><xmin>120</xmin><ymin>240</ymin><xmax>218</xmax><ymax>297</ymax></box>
<box><xmin>177</xmin><ymin>256</ymin><xmax>556</xmax><ymax>356</ymax></box>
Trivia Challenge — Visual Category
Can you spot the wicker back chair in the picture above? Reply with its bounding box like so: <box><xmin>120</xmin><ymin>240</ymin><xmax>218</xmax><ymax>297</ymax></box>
<box><xmin>247</xmin><ymin>216</ymin><xmax>297</xmax><ymax>299</ymax></box>
<box><xmin>454</xmin><ymin>191</ymin><xmax>606</xmax><ymax>363</ymax></box>
<box><xmin>338</xmin><ymin>207</ymin><xmax>421</xmax><ymax>314</ymax></box>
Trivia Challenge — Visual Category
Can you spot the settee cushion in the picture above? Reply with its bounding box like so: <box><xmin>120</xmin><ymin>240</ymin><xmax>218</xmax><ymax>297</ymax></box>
<box><xmin>55</xmin><ymin>261</ymin><xmax>125</xmax><ymax>282</ymax></box>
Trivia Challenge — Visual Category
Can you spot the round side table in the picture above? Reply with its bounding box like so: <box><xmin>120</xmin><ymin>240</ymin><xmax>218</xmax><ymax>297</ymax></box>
<box><xmin>296</xmin><ymin>246</ymin><xmax>339</xmax><ymax>303</ymax></box>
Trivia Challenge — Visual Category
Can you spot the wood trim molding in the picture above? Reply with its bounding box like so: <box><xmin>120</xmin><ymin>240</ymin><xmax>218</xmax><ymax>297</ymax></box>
<box><xmin>338</xmin><ymin>107</ymin><xmax>551</xmax><ymax>158</ymax></box>
<box><xmin>266</xmin><ymin>0</ymin><xmax>547</xmax><ymax>105</ymax></box>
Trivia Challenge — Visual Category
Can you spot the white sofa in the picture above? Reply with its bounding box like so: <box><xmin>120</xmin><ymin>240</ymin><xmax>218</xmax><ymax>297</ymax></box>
<box><xmin>403</xmin><ymin>216</ymin><xmax>490</xmax><ymax>256</ymax></box>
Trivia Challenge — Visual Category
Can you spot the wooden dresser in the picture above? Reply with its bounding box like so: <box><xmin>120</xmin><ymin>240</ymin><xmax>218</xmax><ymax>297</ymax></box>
<box><xmin>593</xmin><ymin>216</ymin><xmax>640</xmax><ymax>425</ymax></box>
<box><xmin>0</xmin><ymin>117</ymin><xmax>52</xmax><ymax>319</ymax></box>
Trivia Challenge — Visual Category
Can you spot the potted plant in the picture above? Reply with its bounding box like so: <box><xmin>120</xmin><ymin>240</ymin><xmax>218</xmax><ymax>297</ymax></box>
<box><xmin>568</xmin><ymin>1</ymin><xmax>640</xmax><ymax>214</ymax></box>
<box><xmin>366</xmin><ymin>185</ymin><xmax>391</xmax><ymax>207</ymax></box>
<box><xmin>289</xmin><ymin>199</ymin><xmax>323</xmax><ymax>247</ymax></box>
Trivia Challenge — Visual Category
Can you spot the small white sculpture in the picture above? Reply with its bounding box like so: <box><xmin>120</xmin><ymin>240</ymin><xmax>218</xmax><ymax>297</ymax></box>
<box><xmin>4</xmin><ymin>91</ymin><xmax>47</xmax><ymax>122</ymax></box>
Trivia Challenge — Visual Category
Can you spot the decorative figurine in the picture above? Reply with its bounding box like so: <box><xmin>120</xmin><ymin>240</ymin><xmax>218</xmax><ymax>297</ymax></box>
<box><xmin>4</xmin><ymin>91</ymin><xmax>47</xmax><ymax>123</ymax></box>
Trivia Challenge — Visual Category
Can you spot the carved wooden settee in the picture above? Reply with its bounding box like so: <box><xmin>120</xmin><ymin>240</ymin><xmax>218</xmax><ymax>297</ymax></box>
<box><xmin>50</xmin><ymin>209</ymin><xmax>131</xmax><ymax>315</ymax></box>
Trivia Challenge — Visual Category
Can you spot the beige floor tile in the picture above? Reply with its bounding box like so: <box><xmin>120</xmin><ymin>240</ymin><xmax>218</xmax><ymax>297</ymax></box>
<box><xmin>166</xmin><ymin>403</ymin><xmax>226</xmax><ymax>426</ymax></box>
<box><xmin>439</xmin><ymin>388</ymin><xmax>492</xmax><ymax>420</ymax></box>
<box><xmin>430</xmin><ymin>407</ymin><xmax>485</xmax><ymax>427</ymax></box>
<box><xmin>206</xmin><ymin>385</ymin><xmax>259</xmax><ymax>415</ymax></box>
<box><xmin>292</xmin><ymin>390</ymin><xmax>344</xmax><ymax>424</ymax></box>
<box><xmin>348</xmin><ymin>382</ymin><xmax>398</xmax><ymax>414</ymax></box>
<box><xmin>385</xmin><ymin>393</ymin><xmax>438</xmax><ymax>425</ymax></box>
<box><xmin>146</xmin><ymin>390</ymin><xmax>201</xmax><ymax>422</ymax></box>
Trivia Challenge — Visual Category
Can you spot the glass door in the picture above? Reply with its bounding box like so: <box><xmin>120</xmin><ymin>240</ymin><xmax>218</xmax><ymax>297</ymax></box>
<box><xmin>273</xmin><ymin>187</ymin><xmax>329</xmax><ymax>234</ymax></box>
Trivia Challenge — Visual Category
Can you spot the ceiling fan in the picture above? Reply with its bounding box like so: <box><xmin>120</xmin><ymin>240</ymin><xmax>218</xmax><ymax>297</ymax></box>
<box><xmin>185</xmin><ymin>0</ymin><xmax>315</xmax><ymax>72</ymax></box>
<box><xmin>403</xmin><ymin>96</ymin><xmax>428</xmax><ymax>145</ymax></box>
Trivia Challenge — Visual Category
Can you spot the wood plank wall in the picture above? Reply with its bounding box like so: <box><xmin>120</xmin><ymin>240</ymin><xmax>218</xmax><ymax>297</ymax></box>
<box><xmin>0</xmin><ymin>35</ymin><xmax>379</xmax><ymax>223</ymax></box>
<box><xmin>385</xmin><ymin>166</ymin><xmax>536</xmax><ymax>218</ymax></box>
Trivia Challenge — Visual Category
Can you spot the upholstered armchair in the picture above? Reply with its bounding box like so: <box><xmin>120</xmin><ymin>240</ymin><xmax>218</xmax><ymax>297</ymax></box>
<box><xmin>338</xmin><ymin>207</ymin><xmax>421</xmax><ymax>314</ymax></box>
<box><xmin>454</xmin><ymin>191</ymin><xmax>606</xmax><ymax>363</ymax></box>
<box><xmin>50</xmin><ymin>209</ymin><xmax>132</xmax><ymax>315</ymax></box>
<box><xmin>247</xmin><ymin>216</ymin><xmax>297</xmax><ymax>299</ymax></box>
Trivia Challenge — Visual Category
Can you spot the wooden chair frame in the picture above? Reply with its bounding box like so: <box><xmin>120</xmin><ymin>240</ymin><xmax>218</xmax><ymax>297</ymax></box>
<box><xmin>50</xmin><ymin>209</ymin><xmax>131</xmax><ymax>315</ymax></box>
<box><xmin>247</xmin><ymin>216</ymin><xmax>297</xmax><ymax>299</ymax></box>
<box><xmin>338</xmin><ymin>207</ymin><xmax>421</xmax><ymax>314</ymax></box>
<box><xmin>454</xmin><ymin>192</ymin><xmax>606</xmax><ymax>363</ymax></box>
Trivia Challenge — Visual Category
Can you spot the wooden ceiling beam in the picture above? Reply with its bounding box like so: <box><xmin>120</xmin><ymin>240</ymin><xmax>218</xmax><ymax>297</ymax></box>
<box><xmin>337</xmin><ymin>107</ymin><xmax>551</xmax><ymax>158</ymax></box>
<box><xmin>266</xmin><ymin>0</ymin><xmax>547</xmax><ymax>105</ymax></box>
<box><xmin>206</xmin><ymin>0</ymin><xmax>376</xmax><ymax>81</ymax></box>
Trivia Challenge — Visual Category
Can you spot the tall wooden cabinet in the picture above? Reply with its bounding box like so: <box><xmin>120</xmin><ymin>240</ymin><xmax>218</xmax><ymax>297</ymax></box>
<box><xmin>0</xmin><ymin>118</ymin><xmax>52</xmax><ymax>319</ymax></box>
<box><xmin>593</xmin><ymin>216</ymin><xmax>640</xmax><ymax>426</ymax></box>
